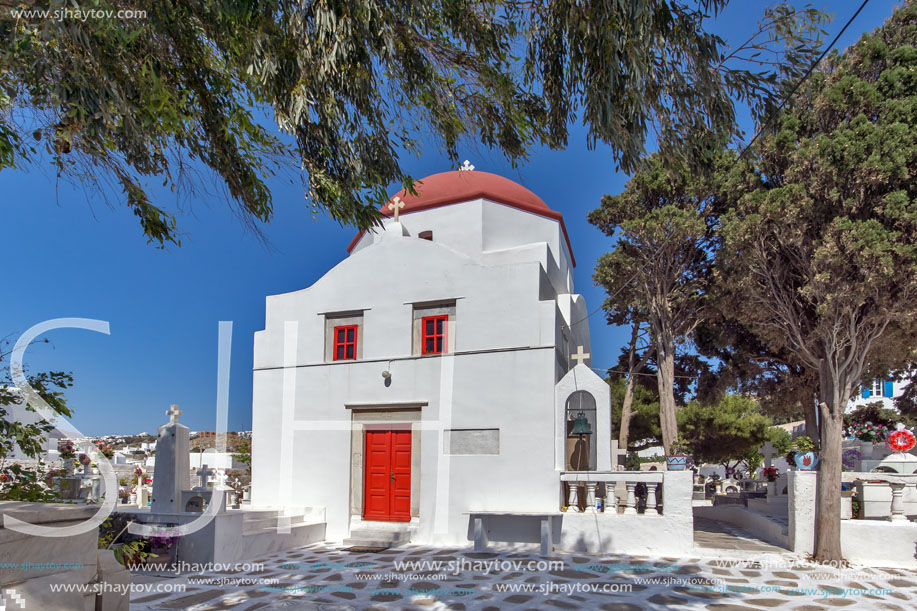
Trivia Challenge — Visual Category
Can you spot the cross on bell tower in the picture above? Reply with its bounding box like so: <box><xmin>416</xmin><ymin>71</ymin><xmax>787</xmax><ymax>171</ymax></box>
<box><xmin>388</xmin><ymin>196</ymin><xmax>405</xmax><ymax>222</ymax></box>
<box><xmin>571</xmin><ymin>346</ymin><xmax>590</xmax><ymax>367</ymax></box>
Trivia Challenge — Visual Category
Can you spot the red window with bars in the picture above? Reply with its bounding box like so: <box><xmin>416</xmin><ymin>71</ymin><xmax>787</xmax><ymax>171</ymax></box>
<box><xmin>333</xmin><ymin>325</ymin><xmax>358</xmax><ymax>361</ymax></box>
<box><xmin>421</xmin><ymin>315</ymin><xmax>448</xmax><ymax>355</ymax></box>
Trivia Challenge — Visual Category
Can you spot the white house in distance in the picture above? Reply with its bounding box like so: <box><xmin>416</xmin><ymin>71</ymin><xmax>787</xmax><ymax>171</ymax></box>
<box><xmin>250</xmin><ymin>166</ymin><xmax>693</xmax><ymax>553</ymax></box>
<box><xmin>847</xmin><ymin>377</ymin><xmax>908</xmax><ymax>413</ymax></box>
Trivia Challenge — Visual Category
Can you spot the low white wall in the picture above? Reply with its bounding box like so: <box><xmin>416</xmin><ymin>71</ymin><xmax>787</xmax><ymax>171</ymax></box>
<box><xmin>694</xmin><ymin>504</ymin><xmax>788</xmax><ymax>549</ymax></box>
<box><xmin>0</xmin><ymin>502</ymin><xmax>130</xmax><ymax>610</ymax></box>
<box><xmin>116</xmin><ymin>505</ymin><xmax>326</xmax><ymax>565</ymax></box>
<box><xmin>840</xmin><ymin>520</ymin><xmax>917</xmax><ymax>569</ymax></box>
<box><xmin>555</xmin><ymin>472</ymin><xmax>694</xmax><ymax>556</ymax></box>
<box><xmin>788</xmin><ymin>471</ymin><xmax>917</xmax><ymax>568</ymax></box>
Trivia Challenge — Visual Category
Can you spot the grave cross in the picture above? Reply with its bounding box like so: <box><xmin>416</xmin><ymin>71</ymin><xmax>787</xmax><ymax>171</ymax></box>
<box><xmin>611</xmin><ymin>440</ymin><xmax>627</xmax><ymax>471</ymax></box>
<box><xmin>197</xmin><ymin>464</ymin><xmax>215</xmax><ymax>488</ymax></box>
<box><xmin>166</xmin><ymin>405</ymin><xmax>182</xmax><ymax>425</ymax></box>
<box><xmin>571</xmin><ymin>345</ymin><xmax>590</xmax><ymax>367</ymax></box>
<box><xmin>760</xmin><ymin>441</ymin><xmax>776</xmax><ymax>469</ymax></box>
<box><xmin>388</xmin><ymin>196</ymin><xmax>405</xmax><ymax>222</ymax></box>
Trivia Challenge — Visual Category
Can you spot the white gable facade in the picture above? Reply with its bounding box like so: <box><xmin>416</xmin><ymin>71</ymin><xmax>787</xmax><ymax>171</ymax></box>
<box><xmin>250</xmin><ymin>169</ymin><xmax>614</xmax><ymax>546</ymax></box>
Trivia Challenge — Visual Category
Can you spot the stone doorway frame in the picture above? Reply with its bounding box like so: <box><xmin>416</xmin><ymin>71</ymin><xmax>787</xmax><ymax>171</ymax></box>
<box><xmin>348</xmin><ymin>404</ymin><xmax>423</xmax><ymax>519</ymax></box>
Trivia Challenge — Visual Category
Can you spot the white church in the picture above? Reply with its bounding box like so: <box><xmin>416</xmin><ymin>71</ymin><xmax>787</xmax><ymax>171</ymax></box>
<box><xmin>250</xmin><ymin>166</ymin><xmax>693</xmax><ymax>553</ymax></box>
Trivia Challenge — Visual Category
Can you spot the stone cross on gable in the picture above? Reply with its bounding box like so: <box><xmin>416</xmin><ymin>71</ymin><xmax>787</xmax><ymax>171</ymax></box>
<box><xmin>388</xmin><ymin>196</ymin><xmax>405</xmax><ymax>222</ymax></box>
<box><xmin>460</xmin><ymin>160</ymin><xmax>475</xmax><ymax>171</ymax></box>
<box><xmin>760</xmin><ymin>441</ymin><xmax>776</xmax><ymax>469</ymax></box>
<box><xmin>197</xmin><ymin>464</ymin><xmax>215</xmax><ymax>488</ymax></box>
<box><xmin>571</xmin><ymin>345</ymin><xmax>590</xmax><ymax>367</ymax></box>
<box><xmin>166</xmin><ymin>405</ymin><xmax>182</xmax><ymax>425</ymax></box>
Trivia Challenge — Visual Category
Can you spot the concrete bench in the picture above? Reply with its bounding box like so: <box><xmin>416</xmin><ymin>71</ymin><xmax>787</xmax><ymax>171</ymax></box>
<box><xmin>465</xmin><ymin>512</ymin><xmax>560</xmax><ymax>556</ymax></box>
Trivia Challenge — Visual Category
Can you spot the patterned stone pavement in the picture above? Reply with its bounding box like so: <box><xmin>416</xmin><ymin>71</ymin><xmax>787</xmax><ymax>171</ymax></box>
<box><xmin>130</xmin><ymin>542</ymin><xmax>917</xmax><ymax>610</ymax></box>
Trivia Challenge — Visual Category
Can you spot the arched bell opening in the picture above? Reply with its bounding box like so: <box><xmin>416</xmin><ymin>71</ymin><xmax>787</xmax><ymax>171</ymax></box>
<box><xmin>565</xmin><ymin>390</ymin><xmax>597</xmax><ymax>471</ymax></box>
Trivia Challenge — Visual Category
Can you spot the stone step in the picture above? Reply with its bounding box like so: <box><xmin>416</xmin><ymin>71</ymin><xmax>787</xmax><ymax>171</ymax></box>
<box><xmin>342</xmin><ymin>528</ymin><xmax>411</xmax><ymax>549</ymax></box>
<box><xmin>242</xmin><ymin>512</ymin><xmax>309</xmax><ymax>535</ymax></box>
<box><xmin>242</xmin><ymin>520</ymin><xmax>318</xmax><ymax>538</ymax></box>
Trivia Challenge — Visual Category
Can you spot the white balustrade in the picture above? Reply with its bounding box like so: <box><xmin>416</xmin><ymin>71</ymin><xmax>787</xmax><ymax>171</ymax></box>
<box><xmin>560</xmin><ymin>471</ymin><xmax>665</xmax><ymax>514</ymax></box>
<box><xmin>841</xmin><ymin>472</ymin><xmax>917</xmax><ymax>522</ymax></box>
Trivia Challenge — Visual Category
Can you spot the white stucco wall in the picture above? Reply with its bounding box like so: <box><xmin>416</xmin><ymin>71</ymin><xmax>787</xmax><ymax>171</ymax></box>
<box><xmin>252</xmin><ymin>204</ymin><xmax>591</xmax><ymax>546</ymax></box>
<box><xmin>555</xmin><ymin>472</ymin><xmax>694</xmax><ymax>555</ymax></box>
<box><xmin>349</xmin><ymin>199</ymin><xmax>575</xmax><ymax>294</ymax></box>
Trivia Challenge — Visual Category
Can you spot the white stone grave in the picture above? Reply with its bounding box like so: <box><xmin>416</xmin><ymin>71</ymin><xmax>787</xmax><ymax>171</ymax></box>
<box><xmin>151</xmin><ymin>405</ymin><xmax>191</xmax><ymax>513</ymax></box>
<box><xmin>856</xmin><ymin>451</ymin><xmax>917</xmax><ymax>518</ymax></box>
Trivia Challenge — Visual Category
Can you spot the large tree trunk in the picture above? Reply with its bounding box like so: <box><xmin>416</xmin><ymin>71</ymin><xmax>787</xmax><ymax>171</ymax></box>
<box><xmin>802</xmin><ymin>385</ymin><xmax>819</xmax><ymax>440</ymax></box>
<box><xmin>814</xmin><ymin>359</ymin><xmax>848</xmax><ymax>563</ymax></box>
<box><xmin>619</xmin><ymin>375</ymin><xmax>636</xmax><ymax>449</ymax></box>
<box><xmin>619</xmin><ymin>323</ymin><xmax>648</xmax><ymax>450</ymax></box>
<box><xmin>655</xmin><ymin>328</ymin><xmax>678</xmax><ymax>454</ymax></box>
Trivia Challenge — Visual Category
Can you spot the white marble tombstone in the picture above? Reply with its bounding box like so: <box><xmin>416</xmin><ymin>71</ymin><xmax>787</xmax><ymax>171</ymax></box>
<box><xmin>151</xmin><ymin>405</ymin><xmax>191</xmax><ymax>513</ymax></box>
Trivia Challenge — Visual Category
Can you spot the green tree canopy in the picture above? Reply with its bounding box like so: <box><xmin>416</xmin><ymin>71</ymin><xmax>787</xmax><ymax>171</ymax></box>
<box><xmin>677</xmin><ymin>394</ymin><xmax>772</xmax><ymax>467</ymax></box>
<box><xmin>693</xmin><ymin>308</ymin><xmax>818</xmax><ymax>430</ymax></box>
<box><xmin>1</xmin><ymin>0</ymin><xmax>825</xmax><ymax>245</ymax></box>
<box><xmin>590</xmin><ymin>152</ymin><xmax>719</xmax><ymax>452</ymax></box>
<box><xmin>895</xmin><ymin>371</ymin><xmax>917</xmax><ymax>419</ymax></box>
<box><xmin>716</xmin><ymin>0</ymin><xmax>917</xmax><ymax>561</ymax></box>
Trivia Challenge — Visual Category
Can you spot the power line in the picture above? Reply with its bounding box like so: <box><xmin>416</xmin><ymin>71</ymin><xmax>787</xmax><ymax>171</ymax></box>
<box><xmin>736</xmin><ymin>0</ymin><xmax>871</xmax><ymax>161</ymax></box>
<box><xmin>594</xmin><ymin>366</ymin><xmax>702</xmax><ymax>380</ymax></box>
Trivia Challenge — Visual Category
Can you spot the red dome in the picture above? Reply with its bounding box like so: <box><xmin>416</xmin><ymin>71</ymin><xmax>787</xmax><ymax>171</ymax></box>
<box><xmin>347</xmin><ymin>170</ymin><xmax>574</xmax><ymax>265</ymax></box>
<box><xmin>381</xmin><ymin>170</ymin><xmax>552</xmax><ymax>215</ymax></box>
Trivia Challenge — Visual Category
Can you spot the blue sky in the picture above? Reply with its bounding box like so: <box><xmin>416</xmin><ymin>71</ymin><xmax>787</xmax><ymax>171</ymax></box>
<box><xmin>1</xmin><ymin>1</ymin><xmax>898</xmax><ymax>435</ymax></box>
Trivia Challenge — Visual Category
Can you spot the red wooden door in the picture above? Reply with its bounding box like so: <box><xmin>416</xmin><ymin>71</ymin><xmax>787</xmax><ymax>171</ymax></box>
<box><xmin>363</xmin><ymin>429</ymin><xmax>411</xmax><ymax>521</ymax></box>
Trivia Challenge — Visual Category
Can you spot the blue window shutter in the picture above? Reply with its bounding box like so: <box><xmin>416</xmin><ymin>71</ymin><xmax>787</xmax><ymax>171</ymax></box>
<box><xmin>862</xmin><ymin>385</ymin><xmax>870</xmax><ymax>399</ymax></box>
<box><xmin>884</xmin><ymin>380</ymin><xmax>894</xmax><ymax>397</ymax></box>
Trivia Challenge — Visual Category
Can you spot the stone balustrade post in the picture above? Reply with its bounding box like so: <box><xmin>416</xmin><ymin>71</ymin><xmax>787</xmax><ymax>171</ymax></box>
<box><xmin>646</xmin><ymin>483</ymin><xmax>659</xmax><ymax>514</ymax></box>
<box><xmin>566</xmin><ymin>483</ymin><xmax>577</xmax><ymax>511</ymax></box>
<box><xmin>585</xmin><ymin>482</ymin><xmax>597</xmax><ymax>511</ymax></box>
<box><xmin>889</xmin><ymin>483</ymin><xmax>907</xmax><ymax>521</ymax></box>
<box><xmin>623</xmin><ymin>481</ymin><xmax>638</xmax><ymax>515</ymax></box>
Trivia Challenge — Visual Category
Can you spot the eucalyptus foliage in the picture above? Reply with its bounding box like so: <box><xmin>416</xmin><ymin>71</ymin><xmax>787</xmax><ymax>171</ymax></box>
<box><xmin>0</xmin><ymin>338</ymin><xmax>73</xmax><ymax>502</ymax></box>
<box><xmin>0</xmin><ymin>340</ymin><xmax>73</xmax><ymax>462</ymax></box>
<box><xmin>2</xmin><ymin>0</ymin><xmax>825</xmax><ymax>245</ymax></box>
